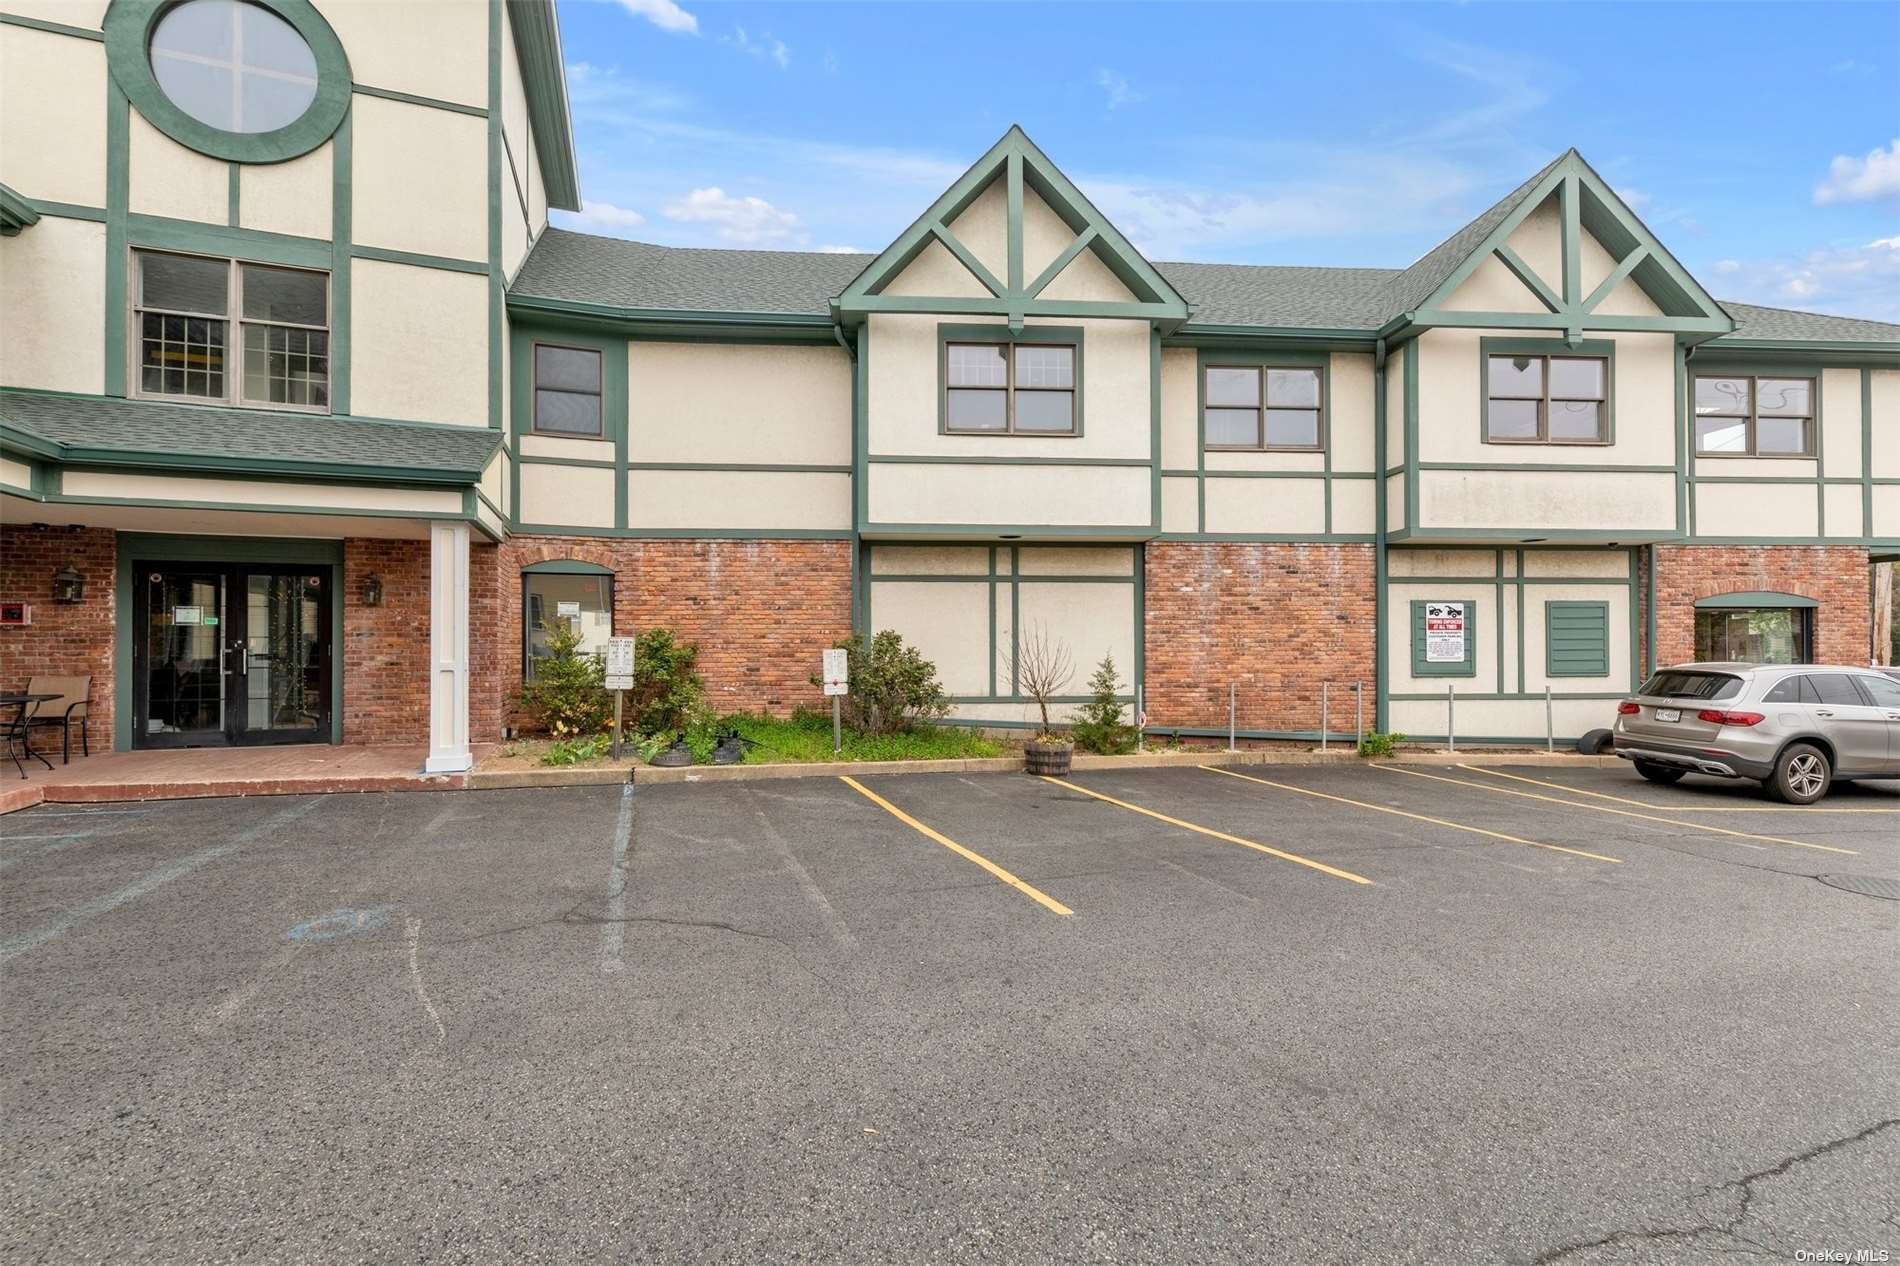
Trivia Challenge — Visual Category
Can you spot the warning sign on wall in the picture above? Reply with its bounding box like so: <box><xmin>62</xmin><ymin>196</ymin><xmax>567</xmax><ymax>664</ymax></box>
<box><xmin>1425</xmin><ymin>601</ymin><xmax>1467</xmax><ymax>664</ymax></box>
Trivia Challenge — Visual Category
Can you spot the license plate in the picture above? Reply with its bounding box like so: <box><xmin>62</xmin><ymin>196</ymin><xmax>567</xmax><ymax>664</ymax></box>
<box><xmin>1655</xmin><ymin>708</ymin><xmax>1681</xmax><ymax>723</ymax></box>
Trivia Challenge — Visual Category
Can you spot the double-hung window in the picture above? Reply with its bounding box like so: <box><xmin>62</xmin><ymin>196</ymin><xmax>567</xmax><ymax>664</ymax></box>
<box><xmin>1204</xmin><ymin>365</ymin><xmax>1322</xmax><ymax>450</ymax></box>
<box><xmin>1693</xmin><ymin>375</ymin><xmax>1815</xmax><ymax>456</ymax></box>
<box><xmin>134</xmin><ymin>249</ymin><xmax>329</xmax><ymax>409</ymax></box>
<box><xmin>944</xmin><ymin>341</ymin><xmax>1077</xmax><ymax>434</ymax></box>
<box><xmin>1484</xmin><ymin>351</ymin><xmax>1608</xmax><ymax>443</ymax></box>
<box><xmin>532</xmin><ymin>344</ymin><xmax>604</xmax><ymax>437</ymax></box>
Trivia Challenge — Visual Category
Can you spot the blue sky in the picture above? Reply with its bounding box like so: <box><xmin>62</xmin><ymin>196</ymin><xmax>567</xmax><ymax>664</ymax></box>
<box><xmin>551</xmin><ymin>0</ymin><xmax>1900</xmax><ymax>320</ymax></box>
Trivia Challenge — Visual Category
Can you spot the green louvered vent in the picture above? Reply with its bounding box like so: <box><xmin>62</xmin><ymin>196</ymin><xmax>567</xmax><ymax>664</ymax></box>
<box><xmin>1546</xmin><ymin>601</ymin><xmax>1610</xmax><ymax>678</ymax></box>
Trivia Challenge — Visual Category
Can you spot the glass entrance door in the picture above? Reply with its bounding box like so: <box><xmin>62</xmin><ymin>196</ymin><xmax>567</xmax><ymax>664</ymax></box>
<box><xmin>135</xmin><ymin>563</ymin><xmax>331</xmax><ymax>748</ymax></box>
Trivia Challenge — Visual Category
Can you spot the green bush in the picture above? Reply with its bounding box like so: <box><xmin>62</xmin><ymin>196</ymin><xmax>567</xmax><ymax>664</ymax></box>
<box><xmin>542</xmin><ymin>733</ymin><xmax>611</xmax><ymax>766</ymax></box>
<box><xmin>630</xmin><ymin>626</ymin><xmax>705</xmax><ymax>737</ymax></box>
<box><xmin>515</xmin><ymin>618</ymin><xmax>610</xmax><ymax>737</ymax></box>
<box><xmin>682</xmin><ymin>705</ymin><xmax>723</xmax><ymax>764</ymax></box>
<box><xmin>815</xmin><ymin>630</ymin><xmax>949</xmax><ymax>736</ymax></box>
<box><xmin>1071</xmin><ymin>654</ymin><xmax>1136</xmax><ymax>754</ymax></box>
<box><xmin>1357</xmin><ymin>730</ymin><xmax>1406</xmax><ymax>758</ymax></box>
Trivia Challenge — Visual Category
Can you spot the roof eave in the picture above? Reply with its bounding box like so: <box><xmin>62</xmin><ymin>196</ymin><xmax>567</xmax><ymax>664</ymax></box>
<box><xmin>504</xmin><ymin>0</ymin><xmax>581</xmax><ymax>212</ymax></box>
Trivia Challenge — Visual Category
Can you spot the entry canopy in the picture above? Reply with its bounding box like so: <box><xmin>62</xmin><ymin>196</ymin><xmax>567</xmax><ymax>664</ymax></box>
<box><xmin>1693</xmin><ymin>591</ymin><xmax>1818</xmax><ymax>609</ymax></box>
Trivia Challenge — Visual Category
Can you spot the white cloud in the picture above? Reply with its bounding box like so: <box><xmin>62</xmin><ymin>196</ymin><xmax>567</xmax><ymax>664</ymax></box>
<box><xmin>1096</xmin><ymin>69</ymin><xmax>1143</xmax><ymax>112</ymax></box>
<box><xmin>615</xmin><ymin>0</ymin><xmax>697</xmax><ymax>35</ymax></box>
<box><xmin>1399</xmin><ymin>33</ymin><xmax>1551</xmax><ymax>147</ymax></box>
<box><xmin>564</xmin><ymin>199</ymin><xmax>647</xmax><ymax>236</ymax></box>
<box><xmin>1813</xmin><ymin>138</ymin><xmax>1900</xmax><ymax>205</ymax></box>
<box><xmin>663</xmin><ymin>187</ymin><xmax>802</xmax><ymax>245</ymax></box>
<box><xmin>817</xmin><ymin>244</ymin><xmax>865</xmax><ymax>254</ymax></box>
<box><xmin>1708</xmin><ymin>236</ymin><xmax>1900</xmax><ymax>322</ymax></box>
<box><xmin>729</xmin><ymin>25</ymin><xmax>790</xmax><ymax>70</ymax></box>
<box><xmin>1614</xmin><ymin>186</ymin><xmax>1651</xmax><ymax>210</ymax></box>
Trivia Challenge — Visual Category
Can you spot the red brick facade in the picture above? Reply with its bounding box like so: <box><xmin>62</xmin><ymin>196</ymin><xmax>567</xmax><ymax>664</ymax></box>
<box><xmin>1650</xmin><ymin>544</ymin><xmax>1871</xmax><ymax>668</ymax></box>
<box><xmin>341</xmin><ymin>538</ymin><xmax>432</xmax><ymax>745</ymax></box>
<box><xmin>494</xmin><ymin>537</ymin><xmax>853</xmax><ymax>734</ymax></box>
<box><xmin>1143</xmin><ymin>542</ymin><xmax>1376</xmax><ymax>735</ymax></box>
<box><xmin>0</xmin><ymin>524</ymin><xmax>116</xmax><ymax>750</ymax></box>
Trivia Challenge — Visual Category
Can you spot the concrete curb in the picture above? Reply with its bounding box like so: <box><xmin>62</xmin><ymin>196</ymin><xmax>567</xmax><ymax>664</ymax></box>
<box><xmin>467</xmin><ymin>766</ymin><xmax>633</xmax><ymax>790</ymax></box>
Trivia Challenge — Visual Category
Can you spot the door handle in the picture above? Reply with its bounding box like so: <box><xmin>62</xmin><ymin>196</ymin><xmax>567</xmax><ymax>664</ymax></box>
<box><xmin>1814</xmin><ymin>710</ymin><xmax>1834</xmax><ymax>718</ymax></box>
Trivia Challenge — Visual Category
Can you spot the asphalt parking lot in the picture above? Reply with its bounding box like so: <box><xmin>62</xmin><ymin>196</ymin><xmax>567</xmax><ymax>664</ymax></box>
<box><xmin>3</xmin><ymin>763</ymin><xmax>1896</xmax><ymax>1265</ymax></box>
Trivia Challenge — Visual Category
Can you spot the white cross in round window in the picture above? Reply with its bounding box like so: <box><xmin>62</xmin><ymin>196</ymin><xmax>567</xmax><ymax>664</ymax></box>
<box><xmin>148</xmin><ymin>0</ymin><xmax>318</xmax><ymax>135</ymax></box>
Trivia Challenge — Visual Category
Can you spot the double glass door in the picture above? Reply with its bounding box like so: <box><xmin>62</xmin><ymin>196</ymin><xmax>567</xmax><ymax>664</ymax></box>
<box><xmin>134</xmin><ymin>564</ymin><xmax>331</xmax><ymax>747</ymax></box>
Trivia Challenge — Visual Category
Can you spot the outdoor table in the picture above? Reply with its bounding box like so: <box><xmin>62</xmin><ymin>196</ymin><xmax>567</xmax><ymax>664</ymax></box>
<box><xmin>0</xmin><ymin>693</ymin><xmax>59</xmax><ymax>778</ymax></box>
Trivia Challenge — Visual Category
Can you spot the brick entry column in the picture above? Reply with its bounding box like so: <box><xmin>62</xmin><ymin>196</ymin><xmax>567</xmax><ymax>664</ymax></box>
<box><xmin>424</xmin><ymin>521</ymin><xmax>472</xmax><ymax>773</ymax></box>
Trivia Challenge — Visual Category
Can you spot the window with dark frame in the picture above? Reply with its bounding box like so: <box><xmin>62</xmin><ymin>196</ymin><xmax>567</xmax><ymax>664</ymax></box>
<box><xmin>522</xmin><ymin>571</ymin><xmax>612</xmax><ymax>677</ymax></box>
<box><xmin>1693</xmin><ymin>606</ymin><xmax>1812</xmax><ymax>664</ymax></box>
<box><xmin>1204</xmin><ymin>365</ymin><xmax>1322</xmax><ymax>450</ymax></box>
<box><xmin>1485</xmin><ymin>352</ymin><xmax>1607</xmax><ymax>443</ymax></box>
<box><xmin>945</xmin><ymin>341</ymin><xmax>1076</xmax><ymax>434</ymax></box>
<box><xmin>1693</xmin><ymin>375</ymin><xmax>1815</xmax><ymax>457</ymax></box>
<box><xmin>533</xmin><ymin>344</ymin><xmax>604</xmax><ymax>437</ymax></box>
<box><xmin>134</xmin><ymin>249</ymin><xmax>330</xmax><ymax>409</ymax></box>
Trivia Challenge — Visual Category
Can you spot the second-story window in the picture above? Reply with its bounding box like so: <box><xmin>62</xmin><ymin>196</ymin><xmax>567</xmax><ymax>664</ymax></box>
<box><xmin>1693</xmin><ymin>375</ymin><xmax>1815</xmax><ymax>456</ymax></box>
<box><xmin>134</xmin><ymin>249</ymin><xmax>329</xmax><ymax>409</ymax></box>
<box><xmin>1484</xmin><ymin>352</ymin><xmax>1608</xmax><ymax>444</ymax></box>
<box><xmin>945</xmin><ymin>342</ymin><xmax>1076</xmax><ymax>434</ymax></box>
<box><xmin>1204</xmin><ymin>365</ymin><xmax>1322</xmax><ymax>450</ymax></box>
<box><xmin>532</xmin><ymin>344</ymin><xmax>604</xmax><ymax>437</ymax></box>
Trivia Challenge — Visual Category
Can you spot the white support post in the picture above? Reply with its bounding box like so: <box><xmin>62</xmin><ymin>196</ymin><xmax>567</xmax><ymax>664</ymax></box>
<box><xmin>424</xmin><ymin>520</ymin><xmax>472</xmax><ymax>774</ymax></box>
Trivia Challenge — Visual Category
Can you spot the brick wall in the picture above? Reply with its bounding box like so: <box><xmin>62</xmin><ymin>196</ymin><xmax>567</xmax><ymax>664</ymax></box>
<box><xmin>0</xmin><ymin>525</ymin><xmax>116</xmax><ymax>750</ymax></box>
<box><xmin>492</xmin><ymin>537</ymin><xmax>853</xmax><ymax>737</ymax></box>
<box><xmin>1144</xmin><ymin>542</ymin><xmax>1376</xmax><ymax>734</ymax></box>
<box><xmin>342</xmin><ymin>538</ymin><xmax>430</xmax><ymax>745</ymax></box>
<box><xmin>1651</xmin><ymin>544</ymin><xmax>1870</xmax><ymax>667</ymax></box>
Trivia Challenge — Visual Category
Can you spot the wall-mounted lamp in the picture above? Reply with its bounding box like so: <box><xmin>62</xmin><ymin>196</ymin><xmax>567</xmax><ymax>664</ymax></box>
<box><xmin>51</xmin><ymin>563</ymin><xmax>85</xmax><ymax>604</ymax></box>
<box><xmin>360</xmin><ymin>572</ymin><xmax>384</xmax><ymax>607</ymax></box>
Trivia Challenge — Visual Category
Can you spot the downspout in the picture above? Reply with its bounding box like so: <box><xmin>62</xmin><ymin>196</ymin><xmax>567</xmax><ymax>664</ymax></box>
<box><xmin>1373</xmin><ymin>336</ymin><xmax>1389</xmax><ymax>734</ymax></box>
<box><xmin>834</xmin><ymin>320</ymin><xmax>863</xmax><ymax>637</ymax></box>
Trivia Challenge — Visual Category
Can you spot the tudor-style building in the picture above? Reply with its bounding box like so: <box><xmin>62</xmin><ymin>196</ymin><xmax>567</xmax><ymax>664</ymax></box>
<box><xmin>3</xmin><ymin>0</ymin><xmax>1897</xmax><ymax>767</ymax></box>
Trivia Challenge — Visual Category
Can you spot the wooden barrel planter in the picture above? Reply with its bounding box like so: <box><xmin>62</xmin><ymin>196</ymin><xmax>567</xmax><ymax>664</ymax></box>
<box><xmin>1024</xmin><ymin>739</ymin><xmax>1074</xmax><ymax>777</ymax></box>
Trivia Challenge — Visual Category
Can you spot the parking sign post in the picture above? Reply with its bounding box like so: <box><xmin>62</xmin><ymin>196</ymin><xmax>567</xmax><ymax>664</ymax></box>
<box><xmin>604</xmin><ymin>636</ymin><xmax>635</xmax><ymax>760</ymax></box>
<box><xmin>822</xmin><ymin>648</ymin><xmax>849</xmax><ymax>755</ymax></box>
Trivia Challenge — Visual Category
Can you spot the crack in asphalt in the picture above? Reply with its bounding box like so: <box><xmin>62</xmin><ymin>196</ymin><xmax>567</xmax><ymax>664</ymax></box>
<box><xmin>1526</xmin><ymin>1117</ymin><xmax>1900</xmax><ymax>1264</ymax></box>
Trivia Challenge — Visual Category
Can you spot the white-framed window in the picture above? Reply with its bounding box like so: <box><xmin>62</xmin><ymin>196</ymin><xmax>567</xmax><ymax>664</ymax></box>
<box><xmin>133</xmin><ymin>249</ymin><xmax>330</xmax><ymax>410</ymax></box>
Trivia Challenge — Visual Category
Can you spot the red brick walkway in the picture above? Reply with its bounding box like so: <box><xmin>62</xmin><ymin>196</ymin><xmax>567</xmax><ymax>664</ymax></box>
<box><xmin>0</xmin><ymin>744</ymin><xmax>491</xmax><ymax>814</ymax></box>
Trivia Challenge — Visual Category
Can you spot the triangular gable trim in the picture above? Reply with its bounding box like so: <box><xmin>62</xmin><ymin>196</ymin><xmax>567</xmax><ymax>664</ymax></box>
<box><xmin>834</xmin><ymin>126</ymin><xmax>1190</xmax><ymax>330</ymax></box>
<box><xmin>1408</xmin><ymin>151</ymin><xmax>1732</xmax><ymax>341</ymax></box>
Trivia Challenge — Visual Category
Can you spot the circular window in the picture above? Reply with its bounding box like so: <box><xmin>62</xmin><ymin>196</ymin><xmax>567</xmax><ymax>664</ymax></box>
<box><xmin>149</xmin><ymin>0</ymin><xmax>318</xmax><ymax>134</ymax></box>
<box><xmin>105</xmin><ymin>0</ymin><xmax>350</xmax><ymax>163</ymax></box>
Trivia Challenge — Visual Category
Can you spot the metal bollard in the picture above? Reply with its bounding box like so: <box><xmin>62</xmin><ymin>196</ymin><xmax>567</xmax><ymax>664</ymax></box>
<box><xmin>1447</xmin><ymin>683</ymin><xmax>1456</xmax><ymax>754</ymax></box>
<box><xmin>1546</xmin><ymin>686</ymin><xmax>1554</xmax><ymax>754</ymax></box>
<box><xmin>1136</xmin><ymin>685</ymin><xmax>1144</xmax><ymax>754</ymax></box>
<box><xmin>1354</xmin><ymin>682</ymin><xmax>1364</xmax><ymax>751</ymax></box>
<box><xmin>1320</xmin><ymin>682</ymin><xmax>1329</xmax><ymax>753</ymax></box>
<box><xmin>1228</xmin><ymin>682</ymin><xmax>1237</xmax><ymax>752</ymax></box>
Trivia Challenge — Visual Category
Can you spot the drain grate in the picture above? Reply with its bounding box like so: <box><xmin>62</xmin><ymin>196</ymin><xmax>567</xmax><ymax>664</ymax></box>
<box><xmin>1816</xmin><ymin>873</ymin><xmax>1900</xmax><ymax>901</ymax></box>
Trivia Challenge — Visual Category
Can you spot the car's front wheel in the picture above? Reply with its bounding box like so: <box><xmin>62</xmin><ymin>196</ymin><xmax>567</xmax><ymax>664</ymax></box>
<box><xmin>1634</xmin><ymin>760</ymin><xmax>1685</xmax><ymax>786</ymax></box>
<box><xmin>1766</xmin><ymin>742</ymin><xmax>1831</xmax><ymax>804</ymax></box>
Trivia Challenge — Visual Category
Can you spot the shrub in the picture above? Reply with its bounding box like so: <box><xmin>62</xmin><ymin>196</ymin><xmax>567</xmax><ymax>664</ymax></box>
<box><xmin>1071</xmin><ymin>654</ymin><xmax>1136</xmax><ymax>754</ymax></box>
<box><xmin>542</xmin><ymin>733</ymin><xmax>611</xmax><ymax>766</ymax></box>
<box><xmin>815</xmin><ymin>630</ymin><xmax>949</xmax><ymax>736</ymax></box>
<box><xmin>515</xmin><ymin>617</ymin><xmax>610</xmax><ymax>737</ymax></box>
<box><xmin>1357</xmin><ymin>730</ymin><xmax>1406</xmax><ymax>759</ymax></box>
<box><xmin>630</xmin><ymin>626</ymin><xmax>704</xmax><ymax>737</ymax></box>
<box><xmin>1010</xmin><ymin>622</ymin><xmax>1074</xmax><ymax>743</ymax></box>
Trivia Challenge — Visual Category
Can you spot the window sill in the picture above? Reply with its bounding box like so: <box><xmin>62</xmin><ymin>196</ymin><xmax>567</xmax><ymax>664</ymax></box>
<box><xmin>1692</xmin><ymin>451</ymin><xmax>1817</xmax><ymax>461</ymax></box>
<box><xmin>1204</xmin><ymin>445</ymin><xmax>1326</xmax><ymax>454</ymax></box>
<box><xmin>132</xmin><ymin>391</ymin><xmax>333</xmax><ymax>416</ymax></box>
<box><xmin>941</xmin><ymin>430</ymin><xmax>1082</xmax><ymax>439</ymax></box>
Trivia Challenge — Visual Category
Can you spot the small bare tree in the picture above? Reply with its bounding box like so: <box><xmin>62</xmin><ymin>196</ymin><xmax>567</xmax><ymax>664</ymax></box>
<box><xmin>1011</xmin><ymin>622</ymin><xmax>1074</xmax><ymax>741</ymax></box>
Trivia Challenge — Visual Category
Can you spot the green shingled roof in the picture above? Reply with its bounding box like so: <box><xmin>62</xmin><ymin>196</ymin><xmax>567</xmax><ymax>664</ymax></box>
<box><xmin>0</xmin><ymin>390</ymin><xmax>500</xmax><ymax>483</ymax></box>
<box><xmin>1374</xmin><ymin>152</ymin><xmax>1569</xmax><ymax>317</ymax></box>
<box><xmin>1713</xmin><ymin>301</ymin><xmax>1900</xmax><ymax>345</ymax></box>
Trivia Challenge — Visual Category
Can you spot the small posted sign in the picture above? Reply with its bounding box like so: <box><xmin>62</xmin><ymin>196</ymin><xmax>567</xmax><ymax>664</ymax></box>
<box><xmin>603</xmin><ymin>636</ymin><xmax>635</xmax><ymax>692</ymax></box>
<box><xmin>1425</xmin><ymin>601</ymin><xmax>1468</xmax><ymax>664</ymax></box>
<box><xmin>822</xmin><ymin>648</ymin><xmax>849</xmax><ymax>697</ymax></box>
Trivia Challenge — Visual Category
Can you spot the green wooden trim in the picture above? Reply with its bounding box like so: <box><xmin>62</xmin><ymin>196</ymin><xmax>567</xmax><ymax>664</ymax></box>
<box><xmin>20</xmin><ymin>198</ymin><xmax>106</xmax><ymax>223</ymax></box>
<box><xmin>1149</xmin><ymin>328</ymin><xmax>1162</xmax><ymax>534</ymax></box>
<box><xmin>1583</xmin><ymin>245</ymin><xmax>1648</xmax><ymax>313</ymax></box>
<box><xmin>1560</xmin><ymin>174</ymin><xmax>1582</xmax><ymax>315</ymax></box>
<box><xmin>1674</xmin><ymin>341</ymin><xmax>1687</xmax><ymax>537</ymax></box>
<box><xmin>1390</xmin><ymin>692</ymin><xmax>1625</xmax><ymax>702</ymax></box>
<box><xmin>872</xmin><ymin>453</ymin><xmax>1137</xmax><ymax>467</ymax></box>
<box><xmin>1403</xmin><ymin>342</ymin><xmax>1419</xmax><ymax>533</ymax></box>
<box><xmin>502</xmin><ymin>0</ymin><xmax>581</xmax><ymax>211</ymax></box>
<box><xmin>863</xmin><ymin>523</ymin><xmax>1157</xmax><ymax>540</ymax></box>
<box><xmin>935</xmin><ymin>322</ymin><xmax>1084</xmax><ymax>436</ymax></box>
<box><xmin>1864</xmin><ymin>370</ymin><xmax>1875</xmax><ymax>538</ymax></box>
<box><xmin>522</xmin><ymin>559</ymin><xmax>613</xmax><ymax>575</ymax></box>
<box><xmin>1626</xmin><ymin>547</ymin><xmax>1640</xmax><ymax>691</ymax></box>
<box><xmin>1694</xmin><ymin>590</ymin><xmax>1818</xmax><ymax>609</ymax></box>
<box><xmin>330</xmin><ymin>103</ymin><xmax>351</xmax><ymax>413</ymax></box>
<box><xmin>487</xmin><ymin>0</ymin><xmax>503</xmax><ymax>435</ymax></box>
<box><xmin>120</xmin><ymin>532</ymin><xmax>344</xmax><ymax>564</ymax></box>
<box><xmin>630</xmin><ymin>461</ymin><xmax>851</xmax><ymax>474</ymax></box>
<box><xmin>1478</xmin><ymin>336</ymin><xmax>1616</xmax><ymax>446</ymax></box>
<box><xmin>103</xmin><ymin>0</ymin><xmax>352</xmax><ymax>163</ymax></box>
<box><xmin>1413</xmin><ymin>310</ymin><xmax>1732</xmax><ymax>335</ymax></box>
<box><xmin>1027</xmin><ymin>226</ymin><xmax>1098</xmax><ymax>298</ymax></box>
<box><xmin>1493</xmin><ymin>243</ymin><xmax>1560</xmax><ymax>314</ymax></box>
<box><xmin>1643</xmin><ymin>544</ymin><xmax>1657</xmax><ymax>679</ymax></box>
<box><xmin>508</xmin><ymin>325</ymin><xmax>627</xmax><ymax>529</ymax></box>
<box><xmin>930</xmin><ymin>224</ymin><xmax>1003</xmax><ymax>297</ymax></box>
<box><xmin>516</xmin><ymin>454</ymin><xmax>615</xmax><ymax>469</ymax></box>
<box><xmin>0</xmin><ymin>11</ymin><xmax>103</xmax><ymax>40</ymax></box>
<box><xmin>512</xmin><ymin>524</ymin><xmax>852</xmax><ymax>541</ymax></box>
<box><xmin>225</xmin><ymin>164</ymin><xmax>239</xmax><ymax>228</ymax></box>
<box><xmin>1155</xmin><ymin>533</ymin><xmax>1377</xmax><ymax>543</ymax></box>
<box><xmin>1419</xmin><ymin>461</ymin><xmax>1666</xmax><ymax>474</ymax></box>
<box><xmin>1373</xmin><ymin>337</ymin><xmax>1389</xmax><ymax>731</ymax></box>
<box><xmin>1409</xmin><ymin>598</ymin><xmax>1477</xmax><ymax>677</ymax></box>
<box><xmin>853</xmin><ymin>325</ymin><xmax>869</xmax><ymax>534</ymax></box>
<box><xmin>1696</xmin><ymin>343</ymin><xmax>1900</xmax><ymax>368</ymax></box>
<box><xmin>1545</xmin><ymin>600</ymin><xmax>1611</xmax><ymax>677</ymax></box>
<box><xmin>104</xmin><ymin>78</ymin><xmax>128</xmax><ymax>397</ymax></box>
<box><xmin>352</xmin><ymin>83</ymin><xmax>486</xmax><ymax>117</ymax></box>
<box><xmin>128</xmin><ymin>214</ymin><xmax>331</xmax><ymax>269</ymax></box>
<box><xmin>352</xmin><ymin>245</ymin><xmax>488</xmax><ymax>275</ymax></box>
<box><xmin>1387</xmin><ymin>526</ymin><xmax>1679</xmax><ymax>543</ymax></box>
<box><xmin>1164</xmin><ymin>468</ymin><xmax>1375</xmax><ymax>479</ymax></box>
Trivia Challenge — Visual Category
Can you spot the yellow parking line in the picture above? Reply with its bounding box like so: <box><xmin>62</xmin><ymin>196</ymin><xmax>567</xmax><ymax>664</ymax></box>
<box><xmin>1462</xmin><ymin>765</ymin><xmax>1900</xmax><ymax>814</ymax></box>
<box><xmin>1201</xmin><ymin>765</ymin><xmax>1621</xmax><ymax>864</ymax></box>
<box><xmin>1045</xmin><ymin>776</ymin><xmax>1373</xmax><ymax>886</ymax></box>
<box><xmin>1369</xmin><ymin>765</ymin><xmax>1858</xmax><ymax>856</ymax></box>
<box><xmin>838</xmin><ymin>776</ymin><xmax>1073</xmax><ymax>916</ymax></box>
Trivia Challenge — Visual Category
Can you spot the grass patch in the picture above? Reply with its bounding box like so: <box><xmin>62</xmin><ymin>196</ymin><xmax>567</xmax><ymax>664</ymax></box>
<box><xmin>726</xmin><ymin>709</ymin><xmax>1006</xmax><ymax>764</ymax></box>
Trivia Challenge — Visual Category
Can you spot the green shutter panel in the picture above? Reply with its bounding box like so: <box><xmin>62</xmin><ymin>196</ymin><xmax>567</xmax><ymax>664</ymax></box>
<box><xmin>1546</xmin><ymin>601</ymin><xmax>1610</xmax><ymax>677</ymax></box>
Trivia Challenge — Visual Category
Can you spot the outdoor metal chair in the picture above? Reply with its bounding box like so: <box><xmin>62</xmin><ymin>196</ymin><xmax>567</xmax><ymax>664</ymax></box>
<box><xmin>23</xmin><ymin>674</ymin><xmax>91</xmax><ymax>764</ymax></box>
